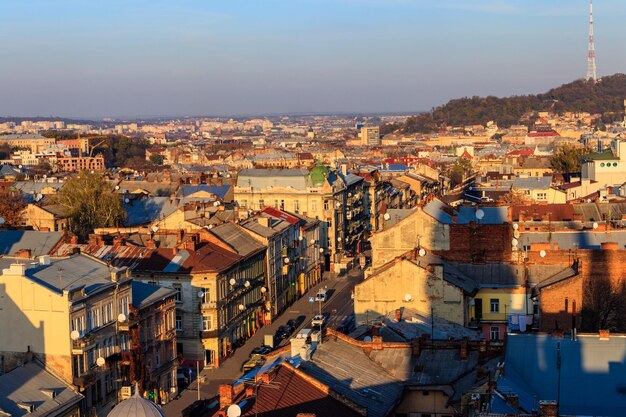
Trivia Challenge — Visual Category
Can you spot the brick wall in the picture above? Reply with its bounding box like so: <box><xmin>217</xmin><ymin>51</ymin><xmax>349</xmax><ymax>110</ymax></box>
<box><xmin>438</xmin><ymin>223</ymin><xmax>512</xmax><ymax>263</ymax></box>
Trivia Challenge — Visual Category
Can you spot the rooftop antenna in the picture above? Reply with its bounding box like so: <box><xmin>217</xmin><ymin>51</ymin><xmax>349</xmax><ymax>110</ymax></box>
<box><xmin>586</xmin><ymin>0</ymin><xmax>597</xmax><ymax>82</ymax></box>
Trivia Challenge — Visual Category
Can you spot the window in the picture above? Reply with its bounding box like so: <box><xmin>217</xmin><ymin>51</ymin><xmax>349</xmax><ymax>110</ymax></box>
<box><xmin>173</xmin><ymin>284</ymin><xmax>183</xmax><ymax>303</ymax></box>
<box><xmin>202</xmin><ymin>288</ymin><xmax>211</xmax><ymax>303</ymax></box>
<box><xmin>72</xmin><ymin>316</ymin><xmax>85</xmax><ymax>337</ymax></box>
<box><xmin>102</xmin><ymin>302</ymin><xmax>113</xmax><ymax>324</ymax></box>
<box><xmin>294</xmin><ymin>200</ymin><xmax>300</xmax><ymax>213</ymax></box>
<box><xmin>274</xmin><ymin>200</ymin><xmax>279</xmax><ymax>208</ymax></box>
<box><xmin>91</xmin><ymin>307</ymin><xmax>100</xmax><ymax>328</ymax></box>
<box><xmin>490</xmin><ymin>326</ymin><xmax>500</xmax><ymax>341</ymax></box>
<box><xmin>258</xmin><ymin>199</ymin><xmax>264</xmax><ymax>209</ymax></box>
<box><xmin>311</xmin><ymin>200</ymin><xmax>317</xmax><ymax>212</ymax></box>
<box><xmin>564</xmin><ymin>297</ymin><xmax>569</xmax><ymax>313</ymax></box>
<box><xmin>324</xmin><ymin>200</ymin><xmax>329</xmax><ymax>211</ymax></box>
<box><xmin>490</xmin><ymin>298</ymin><xmax>499</xmax><ymax>313</ymax></box>
<box><xmin>176</xmin><ymin>315</ymin><xmax>183</xmax><ymax>331</ymax></box>
<box><xmin>537</xmin><ymin>192</ymin><xmax>547</xmax><ymax>201</ymax></box>
<box><xmin>241</xmin><ymin>199</ymin><xmax>248</xmax><ymax>208</ymax></box>
<box><xmin>202</xmin><ymin>315</ymin><xmax>212</xmax><ymax>331</ymax></box>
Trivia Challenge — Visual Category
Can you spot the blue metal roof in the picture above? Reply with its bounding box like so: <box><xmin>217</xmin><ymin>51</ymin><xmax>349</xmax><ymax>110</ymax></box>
<box><xmin>503</xmin><ymin>333</ymin><xmax>626</xmax><ymax>416</ymax></box>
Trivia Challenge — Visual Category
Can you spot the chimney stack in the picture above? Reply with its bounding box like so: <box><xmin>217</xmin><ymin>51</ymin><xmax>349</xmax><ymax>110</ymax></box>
<box><xmin>538</xmin><ymin>400</ymin><xmax>558</xmax><ymax>417</ymax></box>
<box><xmin>218</xmin><ymin>384</ymin><xmax>234</xmax><ymax>409</ymax></box>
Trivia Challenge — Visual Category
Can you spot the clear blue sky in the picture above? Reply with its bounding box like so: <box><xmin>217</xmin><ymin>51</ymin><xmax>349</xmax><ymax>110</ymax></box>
<box><xmin>0</xmin><ymin>0</ymin><xmax>625</xmax><ymax>118</ymax></box>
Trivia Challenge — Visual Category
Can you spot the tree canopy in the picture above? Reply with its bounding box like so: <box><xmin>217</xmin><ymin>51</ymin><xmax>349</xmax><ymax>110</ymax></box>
<box><xmin>0</xmin><ymin>188</ymin><xmax>26</xmax><ymax>228</ymax></box>
<box><xmin>382</xmin><ymin>73</ymin><xmax>626</xmax><ymax>134</ymax></box>
<box><xmin>549</xmin><ymin>145</ymin><xmax>590</xmax><ymax>174</ymax></box>
<box><xmin>54</xmin><ymin>171</ymin><xmax>125</xmax><ymax>239</ymax></box>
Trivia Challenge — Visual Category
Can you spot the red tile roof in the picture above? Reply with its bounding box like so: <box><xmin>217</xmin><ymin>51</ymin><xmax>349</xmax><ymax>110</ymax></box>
<box><xmin>240</xmin><ymin>364</ymin><xmax>362</xmax><ymax>417</ymax></box>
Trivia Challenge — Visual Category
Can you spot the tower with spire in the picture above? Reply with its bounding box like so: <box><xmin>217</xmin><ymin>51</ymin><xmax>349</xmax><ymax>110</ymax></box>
<box><xmin>586</xmin><ymin>0</ymin><xmax>597</xmax><ymax>82</ymax></box>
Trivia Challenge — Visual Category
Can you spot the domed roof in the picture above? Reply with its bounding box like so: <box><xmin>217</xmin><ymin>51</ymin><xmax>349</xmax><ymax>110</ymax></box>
<box><xmin>309</xmin><ymin>163</ymin><xmax>329</xmax><ymax>185</ymax></box>
<box><xmin>107</xmin><ymin>390</ymin><xmax>166</xmax><ymax>417</ymax></box>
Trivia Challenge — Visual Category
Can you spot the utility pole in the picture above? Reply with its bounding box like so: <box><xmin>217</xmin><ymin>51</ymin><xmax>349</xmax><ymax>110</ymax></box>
<box><xmin>196</xmin><ymin>360</ymin><xmax>201</xmax><ymax>402</ymax></box>
<box><xmin>556</xmin><ymin>343</ymin><xmax>561</xmax><ymax>416</ymax></box>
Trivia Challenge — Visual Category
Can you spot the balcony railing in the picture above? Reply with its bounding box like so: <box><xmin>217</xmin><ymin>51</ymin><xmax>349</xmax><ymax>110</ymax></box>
<box><xmin>71</xmin><ymin>335</ymin><xmax>95</xmax><ymax>354</ymax></box>
<box><xmin>200</xmin><ymin>330</ymin><xmax>219</xmax><ymax>339</ymax></box>
<box><xmin>201</xmin><ymin>301</ymin><xmax>218</xmax><ymax>310</ymax></box>
<box><xmin>73</xmin><ymin>369</ymin><xmax>97</xmax><ymax>387</ymax></box>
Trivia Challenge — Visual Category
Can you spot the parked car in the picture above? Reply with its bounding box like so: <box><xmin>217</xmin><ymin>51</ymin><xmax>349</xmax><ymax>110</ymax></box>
<box><xmin>311</xmin><ymin>314</ymin><xmax>326</xmax><ymax>327</ymax></box>
<box><xmin>316</xmin><ymin>289</ymin><xmax>327</xmax><ymax>302</ymax></box>
<box><xmin>251</xmin><ymin>345</ymin><xmax>272</xmax><ymax>355</ymax></box>
<box><xmin>241</xmin><ymin>355</ymin><xmax>265</xmax><ymax>373</ymax></box>
<box><xmin>275</xmin><ymin>325</ymin><xmax>292</xmax><ymax>340</ymax></box>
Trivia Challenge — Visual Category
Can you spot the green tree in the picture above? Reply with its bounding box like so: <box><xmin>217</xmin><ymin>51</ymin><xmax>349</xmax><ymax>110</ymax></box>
<box><xmin>149</xmin><ymin>154</ymin><xmax>165</xmax><ymax>165</ymax></box>
<box><xmin>550</xmin><ymin>145</ymin><xmax>590</xmax><ymax>174</ymax></box>
<box><xmin>54</xmin><ymin>171</ymin><xmax>125</xmax><ymax>239</ymax></box>
<box><xmin>447</xmin><ymin>158</ymin><xmax>473</xmax><ymax>187</ymax></box>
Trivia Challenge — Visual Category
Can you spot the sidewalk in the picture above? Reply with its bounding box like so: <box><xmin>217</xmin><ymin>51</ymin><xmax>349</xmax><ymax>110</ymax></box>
<box><xmin>162</xmin><ymin>271</ymin><xmax>354</xmax><ymax>416</ymax></box>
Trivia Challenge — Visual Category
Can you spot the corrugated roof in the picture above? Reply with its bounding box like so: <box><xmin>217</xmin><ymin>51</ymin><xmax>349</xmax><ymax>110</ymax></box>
<box><xmin>0</xmin><ymin>230</ymin><xmax>63</xmax><ymax>256</ymax></box>
<box><xmin>208</xmin><ymin>223</ymin><xmax>265</xmax><ymax>257</ymax></box>
<box><xmin>0</xmin><ymin>362</ymin><xmax>83</xmax><ymax>417</ymax></box>
<box><xmin>299</xmin><ymin>338</ymin><xmax>403</xmax><ymax>417</ymax></box>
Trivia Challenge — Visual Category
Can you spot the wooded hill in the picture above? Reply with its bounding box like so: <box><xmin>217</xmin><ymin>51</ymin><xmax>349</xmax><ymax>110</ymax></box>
<box><xmin>382</xmin><ymin>73</ymin><xmax>626</xmax><ymax>134</ymax></box>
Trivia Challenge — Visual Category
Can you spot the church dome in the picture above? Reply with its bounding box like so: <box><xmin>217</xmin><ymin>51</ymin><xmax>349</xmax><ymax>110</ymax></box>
<box><xmin>107</xmin><ymin>390</ymin><xmax>166</xmax><ymax>417</ymax></box>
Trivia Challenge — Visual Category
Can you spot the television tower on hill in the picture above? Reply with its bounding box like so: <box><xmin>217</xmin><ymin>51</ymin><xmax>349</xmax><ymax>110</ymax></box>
<box><xmin>586</xmin><ymin>0</ymin><xmax>597</xmax><ymax>82</ymax></box>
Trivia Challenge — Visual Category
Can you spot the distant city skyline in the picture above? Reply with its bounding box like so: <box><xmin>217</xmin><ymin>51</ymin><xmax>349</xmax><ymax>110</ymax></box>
<box><xmin>1</xmin><ymin>0</ymin><xmax>625</xmax><ymax>118</ymax></box>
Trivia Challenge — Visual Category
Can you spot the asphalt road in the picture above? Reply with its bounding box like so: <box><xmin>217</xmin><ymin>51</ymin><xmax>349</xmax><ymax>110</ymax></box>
<box><xmin>162</xmin><ymin>268</ymin><xmax>363</xmax><ymax>417</ymax></box>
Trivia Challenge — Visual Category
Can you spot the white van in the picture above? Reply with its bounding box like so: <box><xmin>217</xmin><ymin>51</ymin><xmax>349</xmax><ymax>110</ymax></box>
<box><xmin>315</xmin><ymin>289</ymin><xmax>327</xmax><ymax>302</ymax></box>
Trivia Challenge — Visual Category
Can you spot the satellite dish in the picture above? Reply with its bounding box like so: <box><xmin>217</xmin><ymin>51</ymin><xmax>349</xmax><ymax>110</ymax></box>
<box><xmin>244</xmin><ymin>280</ymin><xmax>250</xmax><ymax>288</ymax></box>
<box><xmin>229</xmin><ymin>278</ymin><xmax>236</xmax><ymax>286</ymax></box>
<box><xmin>227</xmin><ymin>404</ymin><xmax>242</xmax><ymax>417</ymax></box>
<box><xmin>70</xmin><ymin>330</ymin><xmax>80</xmax><ymax>340</ymax></box>
<box><xmin>213</xmin><ymin>201</ymin><xmax>221</xmax><ymax>207</ymax></box>
<box><xmin>151</xmin><ymin>225</ymin><xmax>159</xmax><ymax>233</ymax></box>
<box><xmin>43</xmin><ymin>174</ymin><xmax>47</xmax><ymax>179</ymax></box>
<box><xmin>319</xmin><ymin>248</ymin><xmax>324</xmax><ymax>253</ymax></box>
<box><xmin>310</xmin><ymin>239</ymin><xmax>316</xmax><ymax>245</ymax></box>
<box><xmin>404</xmin><ymin>293</ymin><xmax>412</xmax><ymax>302</ymax></box>
<box><xmin>593</xmin><ymin>222</ymin><xmax>599</xmax><ymax>229</ymax></box>
<box><xmin>238</xmin><ymin>304</ymin><xmax>245</xmax><ymax>311</ymax></box>
<box><xmin>284</xmin><ymin>257</ymin><xmax>290</xmax><ymax>264</ymax></box>
<box><xmin>35</xmin><ymin>193</ymin><xmax>43</xmax><ymax>202</ymax></box>
<box><xmin>513</xmin><ymin>230</ymin><xmax>521</xmax><ymax>239</ymax></box>
<box><xmin>96</xmin><ymin>357</ymin><xmax>105</xmax><ymax>367</ymax></box>
<box><xmin>418</xmin><ymin>248</ymin><xmax>426</xmax><ymax>257</ymax></box>
<box><xmin>336</xmin><ymin>202</ymin><xmax>341</xmax><ymax>208</ymax></box>
<box><xmin>475</xmin><ymin>209</ymin><xmax>485</xmax><ymax>220</ymax></box>
<box><xmin>511</xmin><ymin>238</ymin><xmax>519</xmax><ymax>247</ymax></box>
<box><xmin>197</xmin><ymin>291</ymin><xmax>205</xmax><ymax>298</ymax></box>
<box><xmin>298</xmin><ymin>235</ymin><xmax>303</xmax><ymax>241</ymax></box>
<box><xmin>117</xmin><ymin>313</ymin><xmax>127</xmax><ymax>323</ymax></box>
<box><xmin>260</xmin><ymin>287</ymin><xmax>267</xmax><ymax>293</ymax></box>
<box><xmin>337</xmin><ymin>237</ymin><xmax>342</xmax><ymax>242</ymax></box>
<box><xmin>124</xmin><ymin>198</ymin><xmax>130</xmax><ymax>204</ymax></box>
<box><xmin>513</xmin><ymin>223</ymin><xmax>519</xmax><ymax>230</ymax></box>
<box><xmin>540</xmin><ymin>250</ymin><xmax>547</xmax><ymax>258</ymax></box>
<box><xmin>115</xmin><ymin>185</ymin><xmax>120</xmax><ymax>190</ymax></box>
<box><xmin>363</xmin><ymin>336</ymin><xmax>372</xmax><ymax>342</ymax></box>
<box><xmin>383</xmin><ymin>213</ymin><xmax>391</xmax><ymax>221</ymax></box>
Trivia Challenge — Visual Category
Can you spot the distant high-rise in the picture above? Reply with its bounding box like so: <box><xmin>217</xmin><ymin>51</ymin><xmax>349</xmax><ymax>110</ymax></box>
<box><xmin>586</xmin><ymin>0</ymin><xmax>597</xmax><ymax>82</ymax></box>
<box><xmin>360</xmin><ymin>126</ymin><xmax>381</xmax><ymax>146</ymax></box>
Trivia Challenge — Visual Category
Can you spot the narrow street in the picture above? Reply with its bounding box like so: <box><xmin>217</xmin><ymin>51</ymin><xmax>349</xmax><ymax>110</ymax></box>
<box><xmin>162</xmin><ymin>268</ymin><xmax>363</xmax><ymax>417</ymax></box>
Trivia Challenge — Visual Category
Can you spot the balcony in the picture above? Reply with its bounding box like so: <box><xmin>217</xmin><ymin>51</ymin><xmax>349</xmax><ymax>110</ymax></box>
<box><xmin>200</xmin><ymin>330</ymin><xmax>219</xmax><ymax>339</ymax></box>
<box><xmin>71</xmin><ymin>335</ymin><xmax>95</xmax><ymax>354</ymax></box>
<box><xmin>117</xmin><ymin>313</ymin><xmax>139</xmax><ymax>332</ymax></box>
<box><xmin>201</xmin><ymin>301</ymin><xmax>218</xmax><ymax>310</ymax></box>
<box><xmin>73</xmin><ymin>369</ymin><xmax>97</xmax><ymax>387</ymax></box>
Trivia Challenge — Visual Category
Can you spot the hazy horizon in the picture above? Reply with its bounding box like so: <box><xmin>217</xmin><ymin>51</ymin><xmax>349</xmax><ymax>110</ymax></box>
<box><xmin>1</xmin><ymin>0</ymin><xmax>625</xmax><ymax>119</ymax></box>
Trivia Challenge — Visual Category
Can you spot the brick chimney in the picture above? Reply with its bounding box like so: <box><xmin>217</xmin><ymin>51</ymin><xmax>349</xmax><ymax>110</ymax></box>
<box><xmin>70</xmin><ymin>235</ymin><xmax>79</xmax><ymax>244</ymax></box>
<box><xmin>146</xmin><ymin>239</ymin><xmax>157</xmax><ymax>249</ymax></box>
<box><xmin>185</xmin><ymin>238</ymin><xmax>196</xmax><ymax>252</ymax></box>
<box><xmin>113</xmin><ymin>235</ymin><xmax>125</xmax><ymax>247</ymax></box>
<box><xmin>599</xmin><ymin>329</ymin><xmax>610</xmax><ymax>340</ymax></box>
<box><xmin>460</xmin><ymin>338</ymin><xmax>468</xmax><ymax>360</ymax></box>
<box><xmin>177</xmin><ymin>229</ymin><xmax>184</xmax><ymax>243</ymax></box>
<box><xmin>601</xmin><ymin>242</ymin><xmax>618</xmax><ymax>251</ymax></box>
<box><xmin>219</xmin><ymin>384</ymin><xmax>234</xmax><ymax>408</ymax></box>
<box><xmin>395</xmin><ymin>308</ymin><xmax>402</xmax><ymax>322</ymax></box>
<box><xmin>538</xmin><ymin>400</ymin><xmax>558</xmax><ymax>417</ymax></box>
<box><xmin>14</xmin><ymin>248</ymin><xmax>32</xmax><ymax>259</ymax></box>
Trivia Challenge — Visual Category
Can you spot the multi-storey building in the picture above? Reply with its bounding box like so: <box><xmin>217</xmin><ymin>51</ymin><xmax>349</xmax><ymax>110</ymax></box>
<box><xmin>360</xmin><ymin>126</ymin><xmax>380</xmax><ymax>146</ymax></box>
<box><xmin>0</xmin><ymin>255</ymin><xmax>133</xmax><ymax>416</ymax></box>
<box><xmin>235</xmin><ymin>165</ymin><xmax>365</xmax><ymax>271</ymax></box>
<box><xmin>240</xmin><ymin>208</ymin><xmax>303</xmax><ymax>320</ymax></box>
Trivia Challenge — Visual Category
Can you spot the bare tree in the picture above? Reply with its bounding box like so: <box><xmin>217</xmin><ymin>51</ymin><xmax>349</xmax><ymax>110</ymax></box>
<box><xmin>581</xmin><ymin>276</ymin><xmax>626</xmax><ymax>332</ymax></box>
